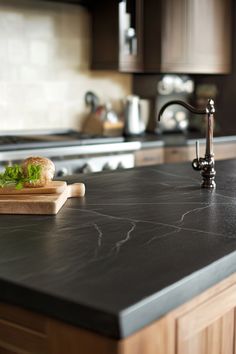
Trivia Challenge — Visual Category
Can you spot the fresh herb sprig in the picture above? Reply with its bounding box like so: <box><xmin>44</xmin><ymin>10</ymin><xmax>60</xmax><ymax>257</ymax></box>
<box><xmin>0</xmin><ymin>164</ymin><xmax>42</xmax><ymax>189</ymax></box>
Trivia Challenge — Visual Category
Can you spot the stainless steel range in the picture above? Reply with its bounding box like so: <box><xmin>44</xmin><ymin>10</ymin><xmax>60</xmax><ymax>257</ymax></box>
<box><xmin>0</xmin><ymin>130</ymin><xmax>141</xmax><ymax>177</ymax></box>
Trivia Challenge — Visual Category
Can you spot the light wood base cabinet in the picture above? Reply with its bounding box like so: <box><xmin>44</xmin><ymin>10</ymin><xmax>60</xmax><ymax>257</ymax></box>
<box><xmin>177</xmin><ymin>283</ymin><xmax>236</xmax><ymax>354</ymax></box>
<box><xmin>135</xmin><ymin>147</ymin><xmax>164</xmax><ymax>166</ymax></box>
<box><xmin>135</xmin><ymin>141</ymin><xmax>236</xmax><ymax>167</ymax></box>
<box><xmin>1</xmin><ymin>273</ymin><xmax>236</xmax><ymax>353</ymax></box>
<box><xmin>166</xmin><ymin>142</ymin><xmax>236</xmax><ymax>164</ymax></box>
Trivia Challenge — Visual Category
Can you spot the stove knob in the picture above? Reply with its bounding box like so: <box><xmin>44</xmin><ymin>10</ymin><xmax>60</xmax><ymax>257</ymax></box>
<box><xmin>117</xmin><ymin>162</ymin><xmax>125</xmax><ymax>170</ymax></box>
<box><xmin>57</xmin><ymin>167</ymin><xmax>68</xmax><ymax>177</ymax></box>
<box><xmin>81</xmin><ymin>163</ymin><xmax>93</xmax><ymax>174</ymax></box>
<box><xmin>103</xmin><ymin>162</ymin><xmax>113</xmax><ymax>171</ymax></box>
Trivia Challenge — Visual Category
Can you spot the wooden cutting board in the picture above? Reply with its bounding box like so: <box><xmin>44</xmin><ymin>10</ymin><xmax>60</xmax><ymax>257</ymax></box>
<box><xmin>0</xmin><ymin>181</ymin><xmax>67</xmax><ymax>195</ymax></box>
<box><xmin>0</xmin><ymin>183</ymin><xmax>85</xmax><ymax>215</ymax></box>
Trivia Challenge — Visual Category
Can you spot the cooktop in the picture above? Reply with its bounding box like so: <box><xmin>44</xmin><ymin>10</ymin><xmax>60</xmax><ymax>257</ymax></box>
<box><xmin>0</xmin><ymin>130</ymin><xmax>124</xmax><ymax>151</ymax></box>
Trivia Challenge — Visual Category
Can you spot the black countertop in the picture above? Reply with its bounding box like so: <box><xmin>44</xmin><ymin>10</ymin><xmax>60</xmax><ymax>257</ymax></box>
<box><xmin>1</xmin><ymin>160</ymin><xmax>236</xmax><ymax>338</ymax></box>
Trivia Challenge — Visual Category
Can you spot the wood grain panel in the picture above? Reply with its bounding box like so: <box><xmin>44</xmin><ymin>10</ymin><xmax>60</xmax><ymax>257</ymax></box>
<box><xmin>47</xmin><ymin>320</ymin><xmax>119</xmax><ymax>354</ymax></box>
<box><xmin>213</xmin><ymin>143</ymin><xmax>236</xmax><ymax>161</ymax></box>
<box><xmin>0</xmin><ymin>183</ymin><xmax>85</xmax><ymax>215</ymax></box>
<box><xmin>0</xmin><ymin>181</ymin><xmax>67</xmax><ymax>195</ymax></box>
<box><xmin>0</xmin><ymin>319</ymin><xmax>47</xmax><ymax>354</ymax></box>
<box><xmin>0</xmin><ymin>303</ymin><xmax>46</xmax><ymax>334</ymax></box>
<box><xmin>162</xmin><ymin>0</ymin><xmax>188</xmax><ymax>69</ymax></box>
<box><xmin>119</xmin><ymin>315</ymin><xmax>175</xmax><ymax>354</ymax></box>
<box><xmin>186</xmin><ymin>0</ymin><xmax>231</xmax><ymax>73</ymax></box>
<box><xmin>178</xmin><ymin>310</ymin><xmax>234</xmax><ymax>354</ymax></box>
<box><xmin>0</xmin><ymin>341</ymin><xmax>29</xmax><ymax>354</ymax></box>
<box><xmin>164</xmin><ymin>146</ymin><xmax>190</xmax><ymax>163</ymax></box>
<box><xmin>135</xmin><ymin>147</ymin><xmax>164</xmax><ymax>166</ymax></box>
<box><xmin>188</xmin><ymin>142</ymin><xmax>236</xmax><ymax>162</ymax></box>
<box><xmin>178</xmin><ymin>284</ymin><xmax>236</xmax><ymax>341</ymax></box>
<box><xmin>162</xmin><ymin>0</ymin><xmax>231</xmax><ymax>73</ymax></box>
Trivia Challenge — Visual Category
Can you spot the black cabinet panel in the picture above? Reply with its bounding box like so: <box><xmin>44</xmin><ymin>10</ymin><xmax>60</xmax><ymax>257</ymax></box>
<box><xmin>41</xmin><ymin>0</ymin><xmax>93</xmax><ymax>8</ymax></box>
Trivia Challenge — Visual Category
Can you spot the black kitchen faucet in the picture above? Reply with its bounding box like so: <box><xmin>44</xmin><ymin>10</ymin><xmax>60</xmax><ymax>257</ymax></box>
<box><xmin>158</xmin><ymin>99</ymin><xmax>216</xmax><ymax>189</ymax></box>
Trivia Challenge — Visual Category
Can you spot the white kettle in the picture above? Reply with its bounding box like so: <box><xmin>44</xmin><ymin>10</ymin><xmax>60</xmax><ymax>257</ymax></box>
<box><xmin>124</xmin><ymin>95</ymin><xmax>146</xmax><ymax>136</ymax></box>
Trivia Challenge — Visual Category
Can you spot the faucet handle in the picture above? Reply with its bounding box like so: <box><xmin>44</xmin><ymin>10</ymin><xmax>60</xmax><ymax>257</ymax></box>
<box><xmin>195</xmin><ymin>140</ymin><xmax>199</xmax><ymax>161</ymax></box>
<box><xmin>192</xmin><ymin>140</ymin><xmax>203</xmax><ymax>171</ymax></box>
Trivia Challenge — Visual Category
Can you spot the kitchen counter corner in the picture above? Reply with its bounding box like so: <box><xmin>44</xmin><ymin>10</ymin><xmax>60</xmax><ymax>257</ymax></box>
<box><xmin>1</xmin><ymin>160</ymin><xmax>236</xmax><ymax>338</ymax></box>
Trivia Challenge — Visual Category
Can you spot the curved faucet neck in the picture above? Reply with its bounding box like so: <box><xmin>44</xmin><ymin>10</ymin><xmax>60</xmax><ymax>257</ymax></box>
<box><xmin>158</xmin><ymin>100</ymin><xmax>207</xmax><ymax>122</ymax></box>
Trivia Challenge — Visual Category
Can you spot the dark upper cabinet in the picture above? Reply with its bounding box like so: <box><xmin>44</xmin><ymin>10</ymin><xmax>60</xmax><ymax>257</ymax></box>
<box><xmin>42</xmin><ymin>0</ymin><xmax>93</xmax><ymax>7</ymax></box>
<box><xmin>118</xmin><ymin>0</ymin><xmax>144</xmax><ymax>72</ymax></box>
<box><xmin>91</xmin><ymin>1</ymin><xmax>119</xmax><ymax>70</ymax></box>
<box><xmin>160</xmin><ymin>0</ymin><xmax>232</xmax><ymax>74</ymax></box>
<box><xmin>91</xmin><ymin>0</ymin><xmax>232</xmax><ymax>74</ymax></box>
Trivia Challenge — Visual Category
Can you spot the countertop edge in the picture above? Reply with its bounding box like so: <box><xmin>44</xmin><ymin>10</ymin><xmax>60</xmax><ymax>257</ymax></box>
<box><xmin>119</xmin><ymin>251</ymin><xmax>236</xmax><ymax>337</ymax></box>
<box><xmin>0</xmin><ymin>278</ymin><xmax>120</xmax><ymax>338</ymax></box>
<box><xmin>1</xmin><ymin>250</ymin><xmax>236</xmax><ymax>339</ymax></box>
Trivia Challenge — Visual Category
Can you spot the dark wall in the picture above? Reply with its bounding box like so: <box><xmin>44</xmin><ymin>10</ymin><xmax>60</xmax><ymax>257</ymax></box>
<box><xmin>133</xmin><ymin>0</ymin><xmax>236</xmax><ymax>136</ymax></box>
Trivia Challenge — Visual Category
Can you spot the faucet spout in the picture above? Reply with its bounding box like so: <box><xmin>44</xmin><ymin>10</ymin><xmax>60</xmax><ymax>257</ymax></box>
<box><xmin>158</xmin><ymin>100</ymin><xmax>206</xmax><ymax>121</ymax></box>
<box><xmin>158</xmin><ymin>99</ymin><xmax>216</xmax><ymax>189</ymax></box>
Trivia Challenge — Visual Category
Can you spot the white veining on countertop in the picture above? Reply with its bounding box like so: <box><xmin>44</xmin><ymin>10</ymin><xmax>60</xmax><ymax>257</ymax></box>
<box><xmin>150</xmin><ymin>168</ymin><xmax>199</xmax><ymax>182</ymax></box>
<box><xmin>113</xmin><ymin>222</ymin><xmax>136</xmax><ymax>253</ymax></box>
<box><xmin>214</xmin><ymin>192</ymin><xmax>236</xmax><ymax>201</ymax></box>
<box><xmin>93</xmin><ymin>223</ymin><xmax>103</xmax><ymax>248</ymax></box>
<box><xmin>146</xmin><ymin>228</ymin><xmax>181</xmax><ymax>245</ymax></box>
<box><xmin>177</xmin><ymin>205</ymin><xmax>211</xmax><ymax>225</ymax></box>
<box><xmin>72</xmin><ymin>207</ymin><xmax>229</xmax><ymax>240</ymax></box>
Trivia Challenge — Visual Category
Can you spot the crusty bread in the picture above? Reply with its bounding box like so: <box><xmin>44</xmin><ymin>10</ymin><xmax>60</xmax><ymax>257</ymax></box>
<box><xmin>22</xmin><ymin>157</ymin><xmax>55</xmax><ymax>188</ymax></box>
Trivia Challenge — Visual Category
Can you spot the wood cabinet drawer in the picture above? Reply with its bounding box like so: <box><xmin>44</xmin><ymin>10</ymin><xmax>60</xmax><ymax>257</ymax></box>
<box><xmin>135</xmin><ymin>148</ymin><xmax>164</xmax><ymax>166</ymax></box>
<box><xmin>0</xmin><ymin>303</ymin><xmax>48</xmax><ymax>354</ymax></box>
<box><xmin>189</xmin><ymin>142</ymin><xmax>236</xmax><ymax>162</ymax></box>
<box><xmin>136</xmin><ymin>142</ymin><xmax>236</xmax><ymax>167</ymax></box>
<box><xmin>213</xmin><ymin>143</ymin><xmax>236</xmax><ymax>160</ymax></box>
<box><xmin>164</xmin><ymin>147</ymin><xmax>190</xmax><ymax>163</ymax></box>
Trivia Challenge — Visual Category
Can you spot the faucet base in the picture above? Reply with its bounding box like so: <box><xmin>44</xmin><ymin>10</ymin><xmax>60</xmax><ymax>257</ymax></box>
<box><xmin>201</xmin><ymin>178</ymin><xmax>216</xmax><ymax>189</ymax></box>
<box><xmin>201</xmin><ymin>165</ymin><xmax>216</xmax><ymax>189</ymax></box>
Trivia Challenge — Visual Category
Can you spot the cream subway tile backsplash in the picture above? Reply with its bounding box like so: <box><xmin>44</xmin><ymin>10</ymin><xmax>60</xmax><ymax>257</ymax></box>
<box><xmin>0</xmin><ymin>83</ymin><xmax>7</xmax><ymax>106</ymax></box>
<box><xmin>25</xmin><ymin>15</ymin><xmax>55</xmax><ymax>40</ymax></box>
<box><xmin>0</xmin><ymin>12</ymin><xmax>24</xmax><ymax>37</ymax></box>
<box><xmin>44</xmin><ymin>82</ymin><xmax>68</xmax><ymax>102</ymax></box>
<box><xmin>0</xmin><ymin>0</ymin><xmax>131</xmax><ymax>131</ymax></box>
<box><xmin>8</xmin><ymin>38</ymin><xmax>28</xmax><ymax>64</ymax></box>
<box><xmin>30</xmin><ymin>40</ymin><xmax>51</xmax><ymax>66</ymax></box>
<box><xmin>0</xmin><ymin>37</ymin><xmax>7</xmax><ymax>63</ymax></box>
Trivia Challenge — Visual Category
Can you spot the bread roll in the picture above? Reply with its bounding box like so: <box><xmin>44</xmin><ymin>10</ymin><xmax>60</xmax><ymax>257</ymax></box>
<box><xmin>22</xmin><ymin>156</ymin><xmax>55</xmax><ymax>188</ymax></box>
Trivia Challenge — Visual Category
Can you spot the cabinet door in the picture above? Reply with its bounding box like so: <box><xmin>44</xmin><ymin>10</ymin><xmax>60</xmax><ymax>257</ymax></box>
<box><xmin>119</xmin><ymin>0</ymin><xmax>143</xmax><ymax>72</ymax></box>
<box><xmin>161</xmin><ymin>0</ymin><xmax>188</xmax><ymax>73</ymax></box>
<box><xmin>177</xmin><ymin>285</ymin><xmax>236</xmax><ymax>354</ymax></box>
<box><xmin>0</xmin><ymin>303</ymin><xmax>48</xmax><ymax>354</ymax></box>
<box><xmin>91</xmin><ymin>0</ymin><xmax>119</xmax><ymax>70</ymax></box>
<box><xmin>186</xmin><ymin>0</ymin><xmax>231</xmax><ymax>73</ymax></box>
<box><xmin>161</xmin><ymin>0</ymin><xmax>231</xmax><ymax>74</ymax></box>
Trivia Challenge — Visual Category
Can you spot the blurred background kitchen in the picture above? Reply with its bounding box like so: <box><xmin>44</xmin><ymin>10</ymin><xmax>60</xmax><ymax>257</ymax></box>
<box><xmin>0</xmin><ymin>0</ymin><xmax>235</xmax><ymax>176</ymax></box>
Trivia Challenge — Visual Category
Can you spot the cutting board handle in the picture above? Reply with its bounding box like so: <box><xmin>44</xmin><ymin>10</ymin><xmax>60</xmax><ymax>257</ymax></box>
<box><xmin>67</xmin><ymin>183</ymin><xmax>86</xmax><ymax>198</ymax></box>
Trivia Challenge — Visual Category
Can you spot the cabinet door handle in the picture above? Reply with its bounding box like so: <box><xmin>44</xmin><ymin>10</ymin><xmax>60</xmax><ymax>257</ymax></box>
<box><xmin>125</xmin><ymin>27</ymin><xmax>136</xmax><ymax>54</ymax></box>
